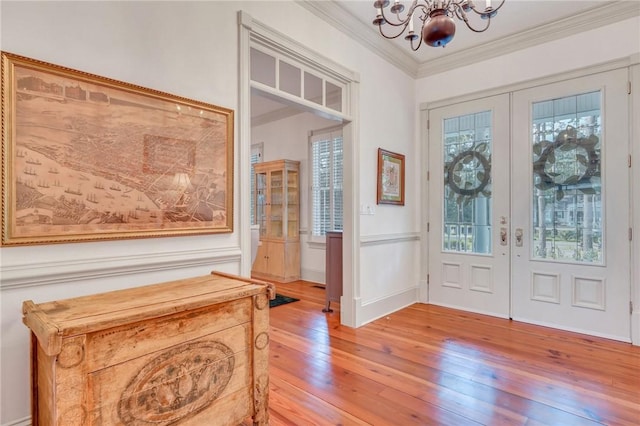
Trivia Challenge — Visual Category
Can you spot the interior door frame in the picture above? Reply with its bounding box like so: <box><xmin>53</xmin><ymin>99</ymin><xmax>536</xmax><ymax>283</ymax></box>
<box><xmin>420</xmin><ymin>55</ymin><xmax>639</xmax><ymax>344</ymax></box>
<box><xmin>238</xmin><ymin>11</ymin><xmax>361</xmax><ymax>327</ymax></box>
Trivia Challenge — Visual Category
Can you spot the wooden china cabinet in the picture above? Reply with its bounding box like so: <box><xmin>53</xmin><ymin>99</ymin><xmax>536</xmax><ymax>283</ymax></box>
<box><xmin>251</xmin><ymin>159</ymin><xmax>300</xmax><ymax>283</ymax></box>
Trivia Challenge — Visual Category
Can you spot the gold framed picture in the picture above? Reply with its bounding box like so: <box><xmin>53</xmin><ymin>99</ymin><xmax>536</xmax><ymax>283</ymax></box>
<box><xmin>377</xmin><ymin>148</ymin><xmax>405</xmax><ymax>206</ymax></box>
<box><xmin>1</xmin><ymin>52</ymin><xmax>234</xmax><ymax>246</ymax></box>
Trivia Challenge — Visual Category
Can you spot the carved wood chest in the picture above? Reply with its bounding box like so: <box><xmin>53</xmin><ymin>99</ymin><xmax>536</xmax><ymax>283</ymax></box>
<box><xmin>22</xmin><ymin>271</ymin><xmax>274</xmax><ymax>426</ymax></box>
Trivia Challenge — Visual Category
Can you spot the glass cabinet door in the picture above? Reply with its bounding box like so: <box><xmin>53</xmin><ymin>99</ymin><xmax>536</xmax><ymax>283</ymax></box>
<box><xmin>270</xmin><ymin>170</ymin><xmax>283</xmax><ymax>238</ymax></box>
<box><xmin>255</xmin><ymin>171</ymin><xmax>267</xmax><ymax>238</ymax></box>
<box><xmin>287</xmin><ymin>169</ymin><xmax>299</xmax><ymax>238</ymax></box>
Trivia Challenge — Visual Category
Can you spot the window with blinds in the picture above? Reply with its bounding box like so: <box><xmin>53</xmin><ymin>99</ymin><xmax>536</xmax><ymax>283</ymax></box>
<box><xmin>250</xmin><ymin>143</ymin><xmax>263</xmax><ymax>224</ymax></box>
<box><xmin>310</xmin><ymin>127</ymin><xmax>343</xmax><ymax>237</ymax></box>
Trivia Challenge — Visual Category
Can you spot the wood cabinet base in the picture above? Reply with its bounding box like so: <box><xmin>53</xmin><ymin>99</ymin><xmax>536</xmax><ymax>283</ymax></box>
<box><xmin>23</xmin><ymin>271</ymin><xmax>274</xmax><ymax>426</ymax></box>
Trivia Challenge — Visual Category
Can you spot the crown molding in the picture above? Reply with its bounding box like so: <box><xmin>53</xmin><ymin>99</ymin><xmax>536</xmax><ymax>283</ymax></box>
<box><xmin>296</xmin><ymin>0</ymin><xmax>420</xmax><ymax>78</ymax></box>
<box><xmin>298</xmin><ymin>1</ymin><xmax>639</xmax><ymax>79</ymax></box>
<box><xmin>417</xmin><ymin>0</ymin><xmax>640</xmax><ymax>77</ymax></box>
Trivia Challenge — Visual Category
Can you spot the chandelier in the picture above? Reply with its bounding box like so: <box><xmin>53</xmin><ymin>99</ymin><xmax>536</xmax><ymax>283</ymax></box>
<box><xmin>372</xmin><ymin>0</ymin><xmax>506</xmax><ymax>49</ymax></box>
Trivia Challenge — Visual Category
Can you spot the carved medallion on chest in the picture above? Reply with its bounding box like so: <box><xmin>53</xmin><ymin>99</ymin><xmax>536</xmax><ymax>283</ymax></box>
<box><xmin>117</xmin><ymin>340</ymin><xmax>235</xmax><ymax>425</ymax></box>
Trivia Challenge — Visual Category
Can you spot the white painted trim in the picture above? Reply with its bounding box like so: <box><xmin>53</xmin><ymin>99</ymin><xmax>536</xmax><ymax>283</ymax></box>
<box><xmin>355</xmin><ymin>287</ymin><xmax>419</xmax><ymax>327</ymax></box>
<box><xmin>416</xmin><ymin>1</ymin><xmax>640</xmax><ymax>78</ymax></box>
<box><xmin>511</xmin><ymin>315</ymin><xmax>632</xmax><ymax>343</ymax></box>
<box><xmin>360</xmin><ymin>232</ymin><xmax>420</xmax><ymax>246</ymax></box>
<box><xmin>633</xmin><ymin>312</ymin><xmax>640</xmax><ymax>346</ymax></box>
<box><xmin>301</xmin><ymin>267</ymin><xmax>325</xmax><ymax>285</ymax></box>
<box><xmin>631</xmin><ymin>61</ymin><xmax>640</xmax><ymax>345</ymax></box>
<box><xmin>239</xmin><ymin>10</ymin><xmax>253</xmax><ymax>279</ymax></box>
<box><xmin>420</xmin><ymin>56</ymin><xmax>639</xmax><ymax>112</ymax></box>
<box><xmin>299</xmin><ymin>0</ymin><xmax>639</xmax><ymax>78</ymax></box>
<box><xmin>239</xmin><ymin>11</ymin><xmax>360</xmax><ymax>328</ymax></box>
<box><xmin>431</xmin><ymin>301</ymin><xmax>511</xmax><ymax>320</ymax></box>
<box><xmin>2</xmin><ymin>416</ymin><xmax>31</xmax><ymax>426</ymax></box>
<box><xmin>420</xmin><ymin>107</ymin><xmax>430</xmax><ymax>304</ymax></box>
<box><xmin>241</xmin><ymin>10</ymin><xmax>359</xmax><ymax>85</ymax></box>
<box><xmin>296</xmin><ymin>0</ymin><xmax>418</xmax><ymax>78</ymax></box>
<box><xmin>0</xmin><ymin>248</ymin><xmax>240</xmax><ymax>290</ymax></box>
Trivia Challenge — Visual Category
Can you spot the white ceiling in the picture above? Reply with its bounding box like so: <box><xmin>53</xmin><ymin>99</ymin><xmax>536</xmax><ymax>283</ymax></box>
<box><xmin>335</xmin><ymin>0</ymin><xmax>614</xmax><ymax>61</ymax></box>
<box><xmin>301</xmin><ymin>0</ymin><xmax>639</xmax><ymax>77</ymax></box>
<box><xmin>252</xmin><ymin>0</ymin><xmax>640</xmax><ymax>122</ymax></box>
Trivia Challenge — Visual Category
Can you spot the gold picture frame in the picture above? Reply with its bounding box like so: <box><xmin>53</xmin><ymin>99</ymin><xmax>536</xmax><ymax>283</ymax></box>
<box><xmin>377</xmin><ymin>148</ymin><xmax>405</xmax><ymax>206</ymax></box>
<box><xmin>1</xmin><ymin>52</ymin><xmax>234</xmax><ymax>246</ymax></box>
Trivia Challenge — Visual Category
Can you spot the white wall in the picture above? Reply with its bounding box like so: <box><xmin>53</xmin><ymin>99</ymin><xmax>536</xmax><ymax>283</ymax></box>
<box><xmin>416</xmin><ymin>17</ymin><xmax>640</xmax><ymax>102</ymax></box>
<box><xmin>0</xmin><ymin>1</ymin><xmax>419</xmax><ymax>424</ymax></box>
<box><xmin>252</xmin><ymin>110</ymin><xmax>339</xmax><ymax>283</ymax></box>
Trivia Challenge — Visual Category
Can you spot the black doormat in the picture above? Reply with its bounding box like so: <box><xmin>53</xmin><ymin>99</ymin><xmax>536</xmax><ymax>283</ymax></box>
<box><xmin>269</xmin><ymin>294</ymin><xmax>299</xmax><ymax>308</ymax></box>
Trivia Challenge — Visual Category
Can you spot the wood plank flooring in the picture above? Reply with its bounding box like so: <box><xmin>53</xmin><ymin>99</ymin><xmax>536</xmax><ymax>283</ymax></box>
<box><xmin>250</xmin><ymin>281</ymin><xmax>640</xmax><ymax>425</ymax></box>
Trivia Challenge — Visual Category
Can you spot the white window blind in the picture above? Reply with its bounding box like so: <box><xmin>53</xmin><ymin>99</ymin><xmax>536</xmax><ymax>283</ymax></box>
<box><xmin>310</xmin><ymin>126</ymin><xmax>343</xmax><ymax>237</ymax></box>
<box><xmin>250</xmin><ymin>143</ymin><xmax>263</xmax><ymax>224</ymax></box>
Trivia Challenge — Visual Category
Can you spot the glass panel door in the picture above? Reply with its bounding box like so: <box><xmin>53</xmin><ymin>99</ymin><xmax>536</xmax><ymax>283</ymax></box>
<box><xmin>511</xmin><ymin>69</ymin><xmax>630</xmax><ymax>341</ymax></box>
<box><xmin>428</xmin><ymin>94</ymin><xmax>510</xmax><ymax>318</ymax></box>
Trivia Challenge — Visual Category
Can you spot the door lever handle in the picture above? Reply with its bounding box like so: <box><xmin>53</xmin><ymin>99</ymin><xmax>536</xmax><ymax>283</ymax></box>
<box><xmin>515</xmin><ymin>228</ymin><xmax>523</xmax><ymax>247</ymax></box>
<box><xmin>500</xmin><ymin>227</ymin><xmax>508</xmax><ymax>246</ymax></box>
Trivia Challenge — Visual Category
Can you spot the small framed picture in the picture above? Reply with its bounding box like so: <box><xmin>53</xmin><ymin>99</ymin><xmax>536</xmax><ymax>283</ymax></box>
<box><xmin>377</xmin><ymin>148</ymin><xmax>405</xmax><ymax>206</ymax></box>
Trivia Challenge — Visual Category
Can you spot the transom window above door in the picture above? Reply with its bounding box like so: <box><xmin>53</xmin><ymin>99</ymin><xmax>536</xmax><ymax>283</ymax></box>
<box><xmin>250</xmin><ymin>47</ymin><xmax>345</xmax><ymax>114</ymax></box>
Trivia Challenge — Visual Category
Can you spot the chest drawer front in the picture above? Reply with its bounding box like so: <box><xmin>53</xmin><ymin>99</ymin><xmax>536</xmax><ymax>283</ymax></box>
<box><xmin>85</xmin><ymin>298</ymin><xmax>251</xmax><ymax>371</ymax></box>
<box><xmin>87</xmin><ymin>324</ymin><xmax>251</xmax><ymax>425</ymax></box>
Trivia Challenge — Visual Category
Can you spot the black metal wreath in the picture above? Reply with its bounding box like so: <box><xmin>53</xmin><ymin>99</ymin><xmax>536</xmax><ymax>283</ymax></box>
<box><xmin>532</xmin><ymin>125</ymin><xmax>600</xmax><ymax>193</ymax></box>
<box><xmin>445</xmin><ymin>149</ymin><xmax>491</xmax><ymax>197</ymax></box>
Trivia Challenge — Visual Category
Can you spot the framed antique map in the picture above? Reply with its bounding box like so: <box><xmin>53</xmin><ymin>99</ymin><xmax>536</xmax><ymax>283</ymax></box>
<box><xmin>1</xmin><ymin>52</ymin><xmax>234</xmax><ymax>245</ymax></box>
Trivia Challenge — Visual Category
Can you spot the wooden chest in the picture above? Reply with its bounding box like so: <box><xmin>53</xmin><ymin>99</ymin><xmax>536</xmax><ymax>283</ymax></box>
<box><xmin>22</xmin><ymin>271</ymin><xmax>274</xmax><ymax>426</ymax></box>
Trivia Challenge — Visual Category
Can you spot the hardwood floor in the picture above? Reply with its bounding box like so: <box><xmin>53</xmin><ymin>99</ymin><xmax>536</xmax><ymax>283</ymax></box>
<box><xmin>252</xmin><ymin>281</ymin><xmax>640</xmax><ymax>426</ymax></box>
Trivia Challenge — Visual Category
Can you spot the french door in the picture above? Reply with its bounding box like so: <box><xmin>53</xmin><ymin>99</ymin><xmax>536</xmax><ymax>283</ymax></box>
<box><xmin>511</xmin><ymin>69</ymin><xmax>630</xmax><ymax>341</ymax></box>
<box><xmin>428</xmin><ymin>69</ymin><xmax>631</xmax><ymax>341</ymax></box>
<box><xmin>428</xmin><ymin>94</ymin><xmax>511</xmax><ymax>318</ymax></box>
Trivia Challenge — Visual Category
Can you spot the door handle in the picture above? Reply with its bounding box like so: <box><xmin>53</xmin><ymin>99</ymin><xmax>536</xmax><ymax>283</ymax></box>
<box><xmin>515</xmin><ymin>228</ymin><xmax>523</xmax><ymax>247</ymax></box>
<box><xmin>500</xmin><ymin>227</ymin><xmax>508</xmax><ymax>246</ymax></box>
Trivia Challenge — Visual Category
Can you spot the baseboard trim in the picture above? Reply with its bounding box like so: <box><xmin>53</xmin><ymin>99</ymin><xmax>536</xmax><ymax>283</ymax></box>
<box><xmin>355</xmin><ymin>287</ymin><xmax>418</xmax><ymax>327</ymax></box>
<box><xmin>301</xmin><ymin>267</ymin><xmax>325</xmax><ymax>285</ymax></box>
<box><xmin>2</xmin><ymin>416</ymin><xmax>30</xmax><ymax>426</ymax></box>
<box><xmin>632</xmin><ymin>311</ymin><xmax>640</xmax><ymax>346</ymax></box>
<box><xmin>510</xmin><ymin>315</ymin><xmax>632</xmax><ymax>344</ymax></box>
<box><xmin>428</xmin><ymin>301</ymin><xmax>510</xmax><ymax>320</ymax></box>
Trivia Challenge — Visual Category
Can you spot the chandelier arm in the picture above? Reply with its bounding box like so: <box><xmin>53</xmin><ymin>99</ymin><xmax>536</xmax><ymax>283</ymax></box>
<box><xmin>377</xmin><ymin>23</ymin><xmax>410</xmax><ymax>40</ymax></box>
<box><xmin>409</xmin><ymin>33</ymin><xmax>424</xmax><ymax>51</ymax></box>
<box><xmin>464</xmin><ymin>17</ymin><xmax>491</xmax><ymax>33</ymax></box>
<box><xmin>452</xmin><ymin>3</ymin><xmax>491</xmax><ymax>33</ymax></box>
<box><xmin>378</xmin><ymin>1</ymin><xmax>421</xmax><ymax>27</ymax></box>
<box><xmin>468</xmin><ymin>0</ymin><xmax>506</xmax><ymax>16</ymax></box>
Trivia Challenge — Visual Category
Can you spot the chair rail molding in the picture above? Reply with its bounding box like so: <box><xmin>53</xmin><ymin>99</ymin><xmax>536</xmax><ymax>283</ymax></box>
<box><xmin>0</xmin><ymin>248</ymin><xmax>241</xmax><ymax>290</ymax></box>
